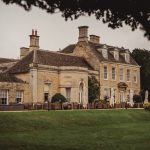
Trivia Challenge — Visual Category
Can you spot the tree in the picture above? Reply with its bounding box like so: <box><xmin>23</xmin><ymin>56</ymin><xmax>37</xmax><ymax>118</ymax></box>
<box><xmin>133</xmin><ymin>94</ymin><xmax>142</xmax><ymax>103</ymax></box>
<box><xmin>131</xmin><ymin>49</ymin><xmax>150</xmax><ymax>101</ymax></box>
<box><xmin>88</xmin><ymin>76</ymin><xmax>100</xmax><ymax>103</ymax></box>
<box><xmin>2</xmin><ymin>0</ymin><xmax>150</xmax><ymax>39</ymax></box>
<box><xmin>51</xmin><ymin>93</ymin><xmax>67</xmax><ymax>103</ymax></box>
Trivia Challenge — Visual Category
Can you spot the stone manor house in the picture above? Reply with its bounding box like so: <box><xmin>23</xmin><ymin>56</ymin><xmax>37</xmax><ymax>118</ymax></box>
<box><xmin>0</xmin><ymin>26</ymin><xmax>140</xmax><ymax>107</ymax></box>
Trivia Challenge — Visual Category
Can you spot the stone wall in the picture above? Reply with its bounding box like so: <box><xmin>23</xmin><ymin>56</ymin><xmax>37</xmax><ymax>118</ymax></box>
<box><xmin>73</xmin><ymin>42</ymin><xmax>100</xmax><ymax>71</ymax></box>
<box><xmin>59</xmin><ymin>69</ymin><xmax>88</xmax><ymax>103</ymax></box>
<box><xmin>0</xmin><ymin>82</ymin><xmax>29</xmax><ymax>104</ymax></box>
<box><xmin>100</xmin><ymin>62</ymin><xmax>140</xmax><ymax>104</ymax></box>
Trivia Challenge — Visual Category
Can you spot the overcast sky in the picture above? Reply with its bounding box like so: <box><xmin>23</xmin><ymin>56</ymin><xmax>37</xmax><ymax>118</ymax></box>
<box><xmin>0</xmin><ymin>1</ymin><xmax>150</xmax><ymax>59</ymax></box>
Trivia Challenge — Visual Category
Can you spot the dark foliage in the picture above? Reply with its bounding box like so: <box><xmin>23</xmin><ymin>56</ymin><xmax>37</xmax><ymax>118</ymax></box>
<box><xmin>51</xmin><ymin>93</ymin><xmax>67</xmax><ymax>103</ymax></box>
<box><xmin>2</xmin><ymin>0</ymin><xmax>150</xmax><ymax>39</ymax></box>
<box><xmin>132</xmin><ymin>49</ymin><xmax>150</xmax><ymax>101</ymax></box>
<box><xmin>133</xmin><ymin>94</ymin><xmax>142</xmax><ymax>103</ymax></box>
<box><xmin>88</xmin><ymin>76</ymin><xmax>100</xmax><ymax>103</ymax></box>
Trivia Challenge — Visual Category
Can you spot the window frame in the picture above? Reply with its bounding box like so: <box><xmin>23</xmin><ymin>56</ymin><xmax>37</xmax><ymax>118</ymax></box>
<box><xmin>16</xmin><ymin>90</ymin><xmax>23</xmax><ymax>104</ymax></box>
<box><xmin>112</xmin><ymin>67</ymin><xmax>116</xmax><ymax>81</ymax></box>
<box><xmin>125</xmin><ymin>53</ymin><xmax>130</xmax><ymax>63</ymax></box>
<box><xmin>133</xmin><ymin>70</ymin><xmax>138</xmax><ymax>83</ymax></box>
<box><xmin>114</xmin><ymin>51</ymin><xmax>119</xmax><ymax>60</ymax></box>
<box><xmin>0</xmin><ymin>89</ymin><xmax>8</xmax><ymax>105</ymax></box>
<box><xmin>104</xmin><ymin>65</ymin><xmax>108</xmax><ymax>80</ymax></box>
<box><xmin>102</xmin><ymin>49</ymin><xmax>108</xmax><ymax>59</ymax></box>
<box><xmin>120</xmin><ymin>68</ymin><xmax>124</xmax><ymax>81</ymax></box>
<box><xmin>126</xmin><ymin>69</ymin><xmax>130</xmax><ymax>82</ymax></box>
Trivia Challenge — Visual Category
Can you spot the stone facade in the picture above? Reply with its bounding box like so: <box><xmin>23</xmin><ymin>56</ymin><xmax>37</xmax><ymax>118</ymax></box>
<box><xmin>0</xmin><ymin>27</ymin><xmax>140</xmax><ymax>106</ymax></box>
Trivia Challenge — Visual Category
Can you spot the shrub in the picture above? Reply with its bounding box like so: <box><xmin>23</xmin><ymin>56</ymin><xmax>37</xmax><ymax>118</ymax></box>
<box><xmin>143</xmin><ymin>103</ymin><xmax>150</xmax><ymax>111</ymax></box>
<box><xmin>88</xmin><ymin>76</ymin><xmax>100</xmax><ymax>103</ymax></box>
<box><xmin>51</xmin><ymin>93</ymin><xmax>67</xmax><ymax>103</ymax></box>
<box><xmin>133</xmin><ymin>94</ymin><xmax>142</xmax><ymax>103</ymax></box>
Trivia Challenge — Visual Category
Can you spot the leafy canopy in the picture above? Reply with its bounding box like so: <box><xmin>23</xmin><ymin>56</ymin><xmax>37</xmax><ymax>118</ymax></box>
<box><xmin>2</xmin><ymin>0</ymin><xmax>150</xmax><ymax>39</ymax></box>
<box><xmin>132</xmin><ymin>49</ymin><xmax>150</xmax><ymax>100</ymax></box>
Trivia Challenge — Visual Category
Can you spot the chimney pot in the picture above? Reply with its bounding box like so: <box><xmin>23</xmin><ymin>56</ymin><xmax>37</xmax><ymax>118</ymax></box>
<box><xmin>29</xmin><ymin>29</ymin><xmax>40</xmax><ymax>51</ymax></box>
<box><xmin>78</xmin><ymin>26</ymin><xmax>88</xmax><ymax>42</ymax></box>
<box><xmin>90</xmin><ymin>35</ymin><xmax>100</xmax><ymax>44</ymax></box>
<box><xmin>32</xmin><ymin>29</ymin><xmax>34</xmax><ymax>35</ymax></box>
<box><xmin>35</xmin><ymin>30</ymin><xmax>37</xmax><ymax>36</ymax></box>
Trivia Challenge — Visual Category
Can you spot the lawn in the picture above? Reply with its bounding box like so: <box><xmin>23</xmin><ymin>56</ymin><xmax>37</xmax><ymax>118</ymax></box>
<box><xmin>0</xmin><ymin>109</ymin><xmax>150</xmax><ymax>150</ymax></box>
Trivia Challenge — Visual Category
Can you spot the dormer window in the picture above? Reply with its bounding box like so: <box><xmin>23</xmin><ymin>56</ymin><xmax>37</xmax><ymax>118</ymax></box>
<box><xmin>114</xmin><ymin>51</ymin><xmax>119</xmax><ymax>60</ymax></box>
<box><xmin>102</xmin><ymin>49</ymin><xmax>108</xmax><ymax>59</ymax></box>
<box><xmin>102</xmin><ymin>45</ymin><xmax>108</xmax><ymax>59</ymax></box>
<box><xmin>125</xmin><ymin>53</ymin><xmax>130</xmax><ymax>63</ymax></box>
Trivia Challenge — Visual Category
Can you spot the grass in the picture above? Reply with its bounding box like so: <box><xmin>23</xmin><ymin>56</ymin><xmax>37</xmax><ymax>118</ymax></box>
<box><xmin>0</xmin><ymin>109</ymin><xmax>150</xmax><ymax>150</ymax></box>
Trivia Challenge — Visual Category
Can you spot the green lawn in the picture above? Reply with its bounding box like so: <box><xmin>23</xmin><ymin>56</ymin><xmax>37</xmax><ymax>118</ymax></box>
<box><xmin>0</xmin><ymin>109</ymin><xmax>150</xmax><ymax>150</ymax></box>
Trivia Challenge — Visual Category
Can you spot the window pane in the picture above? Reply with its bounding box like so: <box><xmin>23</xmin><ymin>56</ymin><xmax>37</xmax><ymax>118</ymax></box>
<box><xmin>120</xmin><ymin>68</ymin><xmax>124</xmax><ymax>81</ymax></box>
<box><xmin>112</xmin><ymin>67</ymin><xmax>116</xmax><ymax>80</ymax></box>
<box><xmin>133</xmin><ymin>70</ymin><xmax>137</xmax><ymax>82</ymax></box>
<box><xmin>0</xmin><ymin>90</ymin><xmax>8</xmax><ymax>104</ymax></box>
<box><xmin>127</xmin><ymin>69</ymin><xmax>130</xmax><ymax>81</ymax></box>
<box><xmin>104</xmin><ymin>66</ymin><xmax>108</xmax><ymax>79</ymax></box>
<box><xmin>102</xmin><ymin>49</ymin><xmax>108</xmax><ymax>58</ymax></box>
<box><xmin>16</xmin><ymin>91</ymin><xmax>23</xmax><ymax>103</ymax></box>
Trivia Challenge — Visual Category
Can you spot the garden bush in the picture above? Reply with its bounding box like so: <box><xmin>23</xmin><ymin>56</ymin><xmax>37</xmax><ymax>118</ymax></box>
<box><xmin>143</xmin><ymin>103</ymin><xmax>150</xmax><ymax>111</ymax></box>
<box><xmin>51</xmin><ymin>93</ymin><xmax>67</xmax><ymax>103</ymax></box>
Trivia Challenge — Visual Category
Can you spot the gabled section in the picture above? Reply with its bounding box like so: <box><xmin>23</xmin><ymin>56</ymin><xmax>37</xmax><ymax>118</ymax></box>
<box><xmin>8</xmin><ymin>49</ymin><xmax>94</xmax><ymax>74</ymax></box>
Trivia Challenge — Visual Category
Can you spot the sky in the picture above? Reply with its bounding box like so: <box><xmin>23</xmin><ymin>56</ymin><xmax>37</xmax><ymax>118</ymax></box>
<box><xmin>0</xmin><ymin>1</ymin><xmax>150</xmax><ymax>59</ymax></box>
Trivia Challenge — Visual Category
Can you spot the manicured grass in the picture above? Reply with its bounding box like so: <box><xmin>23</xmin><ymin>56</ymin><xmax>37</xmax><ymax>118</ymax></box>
<box><xmin>0</xmin><ymin>109</ymin><xmax>150</xmax><ymax>150</ymax></box>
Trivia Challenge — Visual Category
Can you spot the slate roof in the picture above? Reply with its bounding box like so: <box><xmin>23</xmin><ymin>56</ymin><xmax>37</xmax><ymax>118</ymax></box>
<box><xmin>8</xmin><ymin>50</ymin><xmax>93</xmax><ymax>74</ymax></box>
<box><xmin>0</xmin><ymin>73</ymin><xmax>24</xmax><ymax>83</ymax></box>
<box><xmin>8</xmin><ymin>51</ymin><xmax>34</xmax><ymax>74</ymax></box>
<box><xmin>0</xmin><ymin>58</ymin><xmax>18</xmax><ymax>64</ymax></box>
<box><xmin>60</xmin><ymin>44</ymin><xmax>76</xmax><ymax>53</ymax></box>
<box><xmin>61</xmin><ymin>41</ymin><xmax>138</xmax><ymax>66</ymax></box>
<box><xmin>88</xmin><ymin>42</ymin><xmax>138</xmax><ymax>65</ymax></box>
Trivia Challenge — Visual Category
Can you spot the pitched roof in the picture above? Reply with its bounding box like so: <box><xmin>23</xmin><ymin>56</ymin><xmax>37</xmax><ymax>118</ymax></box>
<box><xmin>0</xmin><ymin>73</ymin><xmax>24</xmax><ymax>83</ymax></box>
<box><xmin>61</xmin><ymin>41</ymin><xmax>138</xmax><ymax>66</ymax></box>
<box><xmin>8</xmin><ymin>50</ymin><xmax>93</xmax><ymax>73</ymax></box>
<box><xmin>60</xmin><ymin>44</ymin><xmax>76</xmax><ymax>53</ymax></box>
<box><xmin>8</xmin><ymin>51</ymin><xmax>34</xmax><ymax>74</ymax></box>
<box><xmin>0</xmin><ymin>58</ymin><xmax>18</xmax><ymax>64</ymax></box>
<box><xmin>88</xmin><ymin>42</ymin><xmax>138</xmax><ymax>65</ymax></box>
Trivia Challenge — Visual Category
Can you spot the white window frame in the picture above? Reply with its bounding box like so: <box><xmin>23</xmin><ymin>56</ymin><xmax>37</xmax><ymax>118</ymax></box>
<box><xmin>114</xmin><ymin>51</ymin><xmax>119</xmax><ymax>60</ymax></box>
<box><xmin>120</xmin><ymin>68</ymin><xmax>124</xmax><ymax>81</ymax></box>
<box><xmin>125</xmin><ymin>53</ymin><xmax>130</xmax><ymax>63</ymax></box>
<box><xmin>0</xmin><ymin>90</ymin><xmax>8</xmax><ymax>105</ymax></box>
<box><xmin>102</xmin><ymin>49</ymin><xmax>108</xmax><ymax>59</ymax></box>
<box><xmin>104</xmin><ymin>65</ymin><xmax>108</xmax><ymax>80</ymax></box>
<box><xmin>16</xmin><ymin>90</ymin><xmax>23</xmax><ymax>104</ymax></box>
<box><xmin>112</xmin><ymin>67</ymin><xmax>116</xmax><ymax>80</ymax></box>
<box><xmin>133</xmin><ymin>70</ymin><xmax>137</xmax><ymax>83</ymax></box>
<box><xmin>127</xmin><ymin>69</ymin><xmax>130</xmax><ymax>82</ymax></box>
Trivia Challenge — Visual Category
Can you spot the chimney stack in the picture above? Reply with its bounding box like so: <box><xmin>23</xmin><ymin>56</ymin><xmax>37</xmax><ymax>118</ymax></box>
<box><xmin>29</xmin><ymin>29</ymin><xmax>40</xmax><ymax>51</ymax></box>
<box><xmin>90</xmin><ymin>35</ymin><xmax>100</xmax><ymax>44</ymax></box>
<box><xmin>78</xmin><ymin>26</ymin><xmax>88</xmax><ymax>42</ymax></box>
